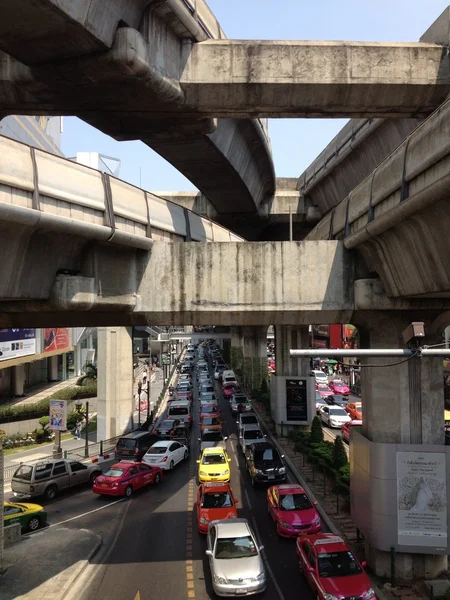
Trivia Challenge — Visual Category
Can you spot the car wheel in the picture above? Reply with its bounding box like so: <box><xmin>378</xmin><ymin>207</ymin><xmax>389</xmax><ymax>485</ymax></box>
<box><xmin>154</xmin><ymin>473</ymin><xmax>161</xmax><ymax>485</ymax></box>
<box><xmin>124</xmin><ymin>485</ymin><xmax>133</xmax><ymax>497</ymax></box>
<box><xmin>27</xmin><ymin>516</ymin><xmax>41</xmax><ymax>532</ymax></box>
<box><xmin>170</xmin><ymin>460</ymin><xmax>175</xmax><ymax>470</ymax></box>
<box><xmin>184</xmin><ymin>450</ymin><xmax>188</xmax><ymax>461</ymax></box>
<box><xmin>45</xmin><ymin>485</ymin><xmax>58</xmax><ymax>501</ymax></box>
<box><xmin>90</xmin><ymin>471</ymin><xmax>101</xmax><ymax>485</ymax></box>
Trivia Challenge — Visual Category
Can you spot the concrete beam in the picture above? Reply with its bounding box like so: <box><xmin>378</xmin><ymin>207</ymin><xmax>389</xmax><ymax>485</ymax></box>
<box><xmin>181</xmin><ymin>41</ymin><xmax>450</xmax><ymax>118</ymax></box>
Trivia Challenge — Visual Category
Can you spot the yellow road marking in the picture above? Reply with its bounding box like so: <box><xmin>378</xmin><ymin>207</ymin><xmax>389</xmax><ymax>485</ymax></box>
<box><xmin>187</xmin><ymin>581</ymin><xmax>194</xmax><ymax>589</ymax></box>
<box><xmin>188</xmin><ymin>590</ymin><xmax>195</xmax><ymax>598</ymax></box>
<box><xmin>186</xmin><ymin>565</ymin><xmax>193</xmax><ymax>573</ymax></box>
<box><xmin>134</xmin><ymin>593</ymin><xmax>140</xmax><ymax>600</ymax></box>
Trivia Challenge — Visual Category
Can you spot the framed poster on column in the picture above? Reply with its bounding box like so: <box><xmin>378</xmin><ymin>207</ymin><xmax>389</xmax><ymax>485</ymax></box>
<box><xmin>286</xmin><ymin>379</ymin><xmax>308</xmax><ymax>421</ymax></box>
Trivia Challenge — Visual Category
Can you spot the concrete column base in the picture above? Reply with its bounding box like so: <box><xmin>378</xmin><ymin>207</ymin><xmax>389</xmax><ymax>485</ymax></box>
<box><xmin>275</xmin><ymin>422</ymin><xmax>310</xmax><ymax>437</ymax></box>
<box><xmin>11</xmin><ymin>365</ymin><xmax>25</xmax><ymax>396</ymax></box>
<box><xmin>365</xmin><ymin>542</ymin><xmax>448</xmax><ymax>581</ymax></box>
<box><xmin>47</xmin><ymin>355</ymin><xmax>59</xmax><ymax>382</ymax></box>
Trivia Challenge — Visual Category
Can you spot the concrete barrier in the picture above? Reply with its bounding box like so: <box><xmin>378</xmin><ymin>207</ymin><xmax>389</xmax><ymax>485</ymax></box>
<box><xmin>4</xmin><ymin>523</ymin><xmax>21</xmax><ymax>547</ymax></box>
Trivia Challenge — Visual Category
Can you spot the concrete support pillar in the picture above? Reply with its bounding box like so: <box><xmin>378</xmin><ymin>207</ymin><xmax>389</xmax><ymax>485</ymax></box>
<box><xmin>47</xmin><ymin>355</ymin><xmax>58</xmax><ymax>382</ymax></box>
<box><xmin>274</xmin><ymin>325</ymin><xmax>310</xmax><ymax>376</ymax></box>
<box><xmin>97</xmin><ymin>327</ymin><xmax>134</xmax><ymax>441</ymax></box>
<box><xmin>241</xmin><ymin>326</ymin><xmax>268</xmax><ymax>391</ymax></box>
<box><xmin>230</xmin><ymin>327</ymin><xmax>244</xmax><ymax>376</ymax></box>
<box><xmin>353</xmin><ymin>313</ymin><xmax>447</xmax><ymax>581</ymax></box>
<box><xmin>11</xmin><ymin>365</ymin><xmax>25</xmax><ymax>397</ymax></box>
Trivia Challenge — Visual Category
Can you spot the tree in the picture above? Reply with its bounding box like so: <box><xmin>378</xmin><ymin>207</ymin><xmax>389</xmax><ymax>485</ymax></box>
<box><xmin>333</xmin><ymin>435</ymin><xmax>348</xmax><ymax>470</ymax></box>
<box><xmin>77</xmin><ymin>363</ymin><xmax>97</xmax><ymax>386</ymax></box>
<box><xmin>310</xmin><ymin>416</ymin><xmax>324</xmax><ymax>444</ymax></box>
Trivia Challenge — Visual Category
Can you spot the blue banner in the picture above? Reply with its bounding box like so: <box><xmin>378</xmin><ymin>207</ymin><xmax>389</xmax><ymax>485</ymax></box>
<box><xmin>0</xmin><ymin>329</ymin><xmax>36</xmax><ymax>361</ymax></box>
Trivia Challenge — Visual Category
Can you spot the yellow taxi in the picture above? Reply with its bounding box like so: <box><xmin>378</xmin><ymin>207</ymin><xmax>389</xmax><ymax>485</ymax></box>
<box><xmin>4</xmin><ymin>501</ymin><xmax>47</xmax><ymax>533</ymax></box>
<box><xmin>197</xmin><ymin>447</ymin><xmax>231</xmax><ymax>483</ymax></box>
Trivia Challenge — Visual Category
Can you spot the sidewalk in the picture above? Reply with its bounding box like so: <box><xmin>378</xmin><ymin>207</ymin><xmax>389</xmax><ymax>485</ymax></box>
<box><xmin>0</xmin><ymin>527</ymin><xmax>102</xmax><ymax>600</ymax></box>
<box><xmin>1</xmin><ymin>377</ymin><xmax>80</xmax><ymax>408</ymax></box>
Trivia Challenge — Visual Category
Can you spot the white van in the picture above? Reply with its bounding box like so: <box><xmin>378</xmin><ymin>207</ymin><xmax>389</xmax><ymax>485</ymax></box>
<box><xmin>168</xmin><ymin>400</ymin><xmax>192</xmax><ymax>427</ymax></box>
<box><xmin>310</xmin><ymin>370</ymin><xmax>328</xmax><ymax>384</ymax></box>
<box><xmin>221</xmin><ymin>370</ymin><xmax>237</xmax><ymax>386</ymax></box>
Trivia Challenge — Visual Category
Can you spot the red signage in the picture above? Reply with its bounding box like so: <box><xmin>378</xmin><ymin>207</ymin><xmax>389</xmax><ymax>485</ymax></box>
<box><xmin>44</xmin><ymin>328</ymin><xmax>69</xmax><ymax>352</ymax></box>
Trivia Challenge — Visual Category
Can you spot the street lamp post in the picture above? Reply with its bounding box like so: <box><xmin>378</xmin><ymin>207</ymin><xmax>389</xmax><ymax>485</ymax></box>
<box><xmin>84</xmin><ymin>400</ymin><xmax>89</xmax><ymax>459</ymax></box>
<box><xmin>137</xmin><ymin>381</ymin><xmax>142</xmax><ymax>428</ymax></box>
<box><xmin>147</xmin><ymin>379</ymin><xmax>150</xmax><ymax>420</ymax></box>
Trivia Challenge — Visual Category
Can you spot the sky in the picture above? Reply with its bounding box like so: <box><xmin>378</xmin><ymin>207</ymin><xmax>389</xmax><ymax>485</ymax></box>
<box><xmin>61</xmin><ymin>0</ymin><xmax>450</xmax><ymax>192</ymax></box>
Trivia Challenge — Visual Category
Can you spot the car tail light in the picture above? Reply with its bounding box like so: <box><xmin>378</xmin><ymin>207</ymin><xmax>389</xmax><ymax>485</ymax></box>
<box><xmin>114</xmin><ymin>447</ymin><xmax>118</xmax><ymax>453</ymax></box>
<box><xmin>170</xmin><ymin>429</ymin><xmax>174</xmax><ymax>436</ymax></box>
<box><xmin>162</xmin><ymin>456</ymin><xmax>168</xmax><ymax>462</ymax></box>
<box><xmin>154</xmin><ymin>430</ymin><xmax>159</xmax><ymax>435</ymax></box>
<box><xmin>134</xmin><ymin>447</ymin><xmax>139</xmax><ymax>454</ymax></box>
<box><xmin>30</xmin><ymin>486</ymin><xmax>35</xmax><ymax>492</ymax></box>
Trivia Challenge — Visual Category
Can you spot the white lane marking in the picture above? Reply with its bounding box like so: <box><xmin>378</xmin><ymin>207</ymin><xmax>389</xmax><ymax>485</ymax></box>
<box><xmin>49</xmin><ymin>498</ymin><xmax>126</xmax><ymax>527</ymax></box>
<box><xmin>244</xmin><ymin>488</ymin><xmax>252</xmax><ymax>510</ymax></box>
<box><xmin>251</xmin><ymin>516</ymin><xmax>286</xmax><ymax>600</ymax></box>
<box><xmin>233</xmin><ymin>454</ymin><xmax>239</xmax><ymax>467</ymax></box>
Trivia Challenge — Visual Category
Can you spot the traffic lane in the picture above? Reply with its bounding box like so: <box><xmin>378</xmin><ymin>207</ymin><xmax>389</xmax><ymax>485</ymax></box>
<box><xmin>83</xmin><ymin>447</ymin><xmax>193</xmax><ymax>600</ymax></box>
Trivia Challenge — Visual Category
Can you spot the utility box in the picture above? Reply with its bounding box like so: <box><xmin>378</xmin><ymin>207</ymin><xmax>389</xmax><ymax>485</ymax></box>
<box><xmin>270</xmin><ymin>376</ymin><xmax>315</xmax><ymax>434</ymax></box>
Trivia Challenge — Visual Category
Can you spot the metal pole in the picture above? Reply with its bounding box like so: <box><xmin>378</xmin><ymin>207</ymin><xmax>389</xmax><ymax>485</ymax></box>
<box><xmin>84</xmin><ymin>400</ymin><xmax>89</xmax><ymax>459</ymax></box>
<box><xmin>390</xmin><ymin>547</ymin><xmax>396</xmax><ymax>587</ymax></box>
<box><xmin>289</xmin><ymin>206</ymin><xmax>293</xmax><ymax>242</ymax></box>
<box><xmin>53</xmin><ymin>430</ymin><xmax>62</xmax><ymax>459</ymax></box>
<box><xmin>147</xmin><ymin>380</ymin><xmax>150</xmax><ymax>420</ymax></box>
<box><xmin>290</xmin><ymin>348</ymin><xmax>450</xmax><ymax>358</ymax></box>
<box><xmin>138</xmin><ymin>381</ymin><xmax>142</xmax><ymax>428</ymax></box>
<box><xmin>0</xmin><ymin>444</ymin><xmax>4</xmax><ymax>573</ymax></box>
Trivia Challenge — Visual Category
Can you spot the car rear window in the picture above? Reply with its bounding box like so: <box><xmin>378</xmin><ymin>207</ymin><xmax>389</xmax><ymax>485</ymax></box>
<box><xmin>224</xmin><ymin>377</ymin><xmax>235</xmax><ymax>383</ymax></box>
<box><xmin>244</xmin><ymin>430</ymin><xmax>263</xmax><ymax>440</ymax></box>
<box><xmin>105</xmin><ymin>468</ymin><xmax>126</xmax><ymax>477</ymax></box>
<box><xmin>241</xmin><ymin>415</ymin><xmax>258</xmax><ymax>425</ymax></box>
<box><xmin>202</xmin><ymin>432</ymin><xmax>223</xmax><ymax>442</ymax></box>
<box><xmin>169</xmin><ymin>406</ymin><xmax>189</xmax><ymax>416</ymax></box>
<box><xmin>117</xmin><ymin>438</ymin><xmax>137</xmax><ymax>450</ymax></box>
<box><xmin>13</xmin><ymin>464</ymin><xmax>33</xmax><ymax>481</ymax></box>
<box><xmin>147</xmin><ymin>446</ymin><xmax>168</xmax><ymax>454</ymax></box>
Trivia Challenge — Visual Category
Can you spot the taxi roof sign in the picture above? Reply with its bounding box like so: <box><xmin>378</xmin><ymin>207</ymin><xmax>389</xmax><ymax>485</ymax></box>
<box><xmin>313</xmin><ymin>536</ymin><xmax>343</xmax><ymax>546</ymax></box>
<box><xmin>205</xmin><ymin>482</ymin><xmax>227</xmax><ymax>488</ymax></box>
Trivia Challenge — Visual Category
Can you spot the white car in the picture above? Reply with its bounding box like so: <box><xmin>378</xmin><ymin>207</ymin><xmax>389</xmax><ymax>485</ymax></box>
<box><xmin>310</xmin><ymin>369</ymin><xmax>328</xmax><ymax>384</ymax></box>
<box><xmin>239</xmin><ymin>425</ymin><xmax>266</xmax><ymax>453</ymax></box>
<box><xmin>319</xmin><ymin>405</ymin><xmax>351</xmax><ymax>428</ymax></box>
<box><xmin>142</xmin><ymin>440</ymin><xmax>188</xmax><ymax>470</ymax></box>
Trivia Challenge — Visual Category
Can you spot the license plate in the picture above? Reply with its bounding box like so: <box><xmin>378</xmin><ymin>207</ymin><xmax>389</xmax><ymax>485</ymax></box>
<box><xmin>101</xmin><ymin>483</ymin><xmax>108</xmax><ymax>488</ymax></box>
<box><xmin>268</xmin><ymin>475</ymin><xmax>275</xmax><ymax>480</ymax></box>
<box><xmin>235</xmin><ymin>589</ymin><xmax>246</xmax><ymax>594</ymax></box>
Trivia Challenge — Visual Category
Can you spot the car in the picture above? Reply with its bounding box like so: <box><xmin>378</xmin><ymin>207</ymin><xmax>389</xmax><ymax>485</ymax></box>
<box><xmin>236</xmin><ymin>412</ymin><xmax>259</xmax><ymax>431</ymax></box>
<box><xmin>239</xmin><ymin>424</ymin><xmax>266</xmax><ymax>453</ymax></box>
<box><xmin>245</xmin><ymin>442</ymin><xmax>287</xmax><ymax>486</ymax></box>
<box><xmin>341</xmin><ymin>420</ymin><xmax>362</xmax><ymax>443</ymax></box>
<box><xmin>267</xmin><ymin>483</ymin><xmax>321</xmax><ymax>537</ymax></box>
<box><xmin>154</xmin><ymin>419</ymin><xmax>181</xmax><ymax>438</ymax></box>
<box><xmin>194</xmin><ymin>482</ymin><xmax>238</xmax><ymax>534</ymax></box>
<box><xmin>229</xmin><ymin>394</ymin><xmax>252</xmax><ymax>415</ymax></box>
<box><xmin>199</xmin><ymin>403</ymin><xmax>220</xmax><ymax>418</ymax></box>
<box><xmin>142</xmin><ymin>440</ymin><xmax>188</xmax><ymax>470</ymax></box>
<box><xmin>11</xmin><ymin>459</ymin><xmax>102</xmax><ymax>501</ymax></box>
<box><xmin>214</xmin><ymin>365</ymin><xmax>225</xmax><ymax>379</ymax></box>
<box><xmin>197</xmin><ymin>447</ymin><xmax>231</xmax><ymax>483</ymax></box>
<box><xmin>310</xmin><ymin>370</ymin><xmax>328</xmax><ymax>384</ymax></box>
<box><xmin>93</xmin><ymin>461</ymin><xmax>163</xmax><ymax>497</ymax></box>
<box><xmin>316</xmin><ymin>395</ymin><xmax>329</xmax><ymax>413</ymax></box>
<box><xmin>345</xmin><ymin>401</ymin><xmax>363</xmax><ymax>420</ymax></box>
<box><xmin>115</xmin><ymin>431</ymin><xmax>159</xmax><ymax>461</ymax></box>
<box><xmin>206</xmin><ymin>518</ymin><xmax>266</xmax><ymax>597</ymax></box>
<box><xmin>319</xmin><ymin>405</ymin><xmax>351</xmax><ymax>428</ymax></box>
<box><xmin>200</xmin><ymin>393</ymin><xmax>218</xmax><ymax>404</ymax></box>
<box><xmin>316</xmin><ymin>383</ymin><xmax>333</xmax><ymax>399</ymax></box>
<box><xmin>329</xmin><ymin>379</ymin><xmax>350</xmax><ymax>395</ymax></box>
<box><xmin>222</xmin><ymin>382</ymin><xmax>236</xmax><ymax>399</ymax></box>
<box><xmin>296</xmin><ymin>534</ymin><xmax>376</xmax><ymax>600</ymax></box>
<box><xmin>328</xmin><ymin>394</ymin><xmax>349</xmax><ymax>408</ymax></box>
<box><xmin>200</xmin><ymin>384</ymin><xmax>215</xmax><ymax>396</ymax></box>
<box><xmin>200</xmin><ymin>415</ymin><xmax>222</xmax><ymax>432</ymax></box>
<box><xmin>4</xmin><ymin>501</ymin><xmax>47</xmax><ymax>533</ymax></box>
<box><xmin>199</xmin><ymin>429</ymin><xmax>228</xmax><ymax>454</ymax></box>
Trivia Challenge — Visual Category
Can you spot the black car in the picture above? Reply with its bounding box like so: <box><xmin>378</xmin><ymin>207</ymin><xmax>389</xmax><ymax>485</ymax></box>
<box><xmin>245</xmin><ymin>442</ymin><xmax>287</xmax><ymax>486</ymax></box>
<box><xmin>115</xmin><ymin>431</ymin><xmax>159</xmax><ymax>461</ymax></box>
<box><xmin>154</xmin><ymin>419</ymin><xmax>181</xmax><ymax>438</ymax></box>
<box><xmin>328</xmin><ymin>394</ymin><xmax>348</xmax><ymax>408</ymax></box>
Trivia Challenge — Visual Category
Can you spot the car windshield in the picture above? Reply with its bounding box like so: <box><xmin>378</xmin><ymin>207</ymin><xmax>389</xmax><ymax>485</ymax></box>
<box><xmin>224</xmin><ymin>379</ymin><xmax>235</xmax><ymax>384</ymax></box>
<box><xmin>117</xmin><ymin>439</ymin><xmax>136</xmax><ymax>450</ymax></box>
<box><xmin>169</xmin><ymin>407</ymin><xmax>188</xmax><ymax>416</ymax></box>
<box><xmin>244</xmin><ymin>430</ymin><xmax>264</xmax><ymax>440</ymax></box>
<box><xmin>201</xmin><ymin>406</ymin><xmax>218</xmax><ymax>414</ymax></box>
<box><xmin>104</xmin><ymin>468</ymin><xmax>126</xmax><ymax>477</ymax></box>
<box><xmin>215</xmin><ymin>535</ymin><xmax>258</xmax><ymax>559</ymax></box>
<box><xmin>318</xmin><ymin>551</ymin><xmax>362</xmax><ymax>577</ymax></box>
<box><xmin>203</xmin><ymin>418</ymin><xmax>220</xmax><ymax>426</ymax></box>
<box><xmin>161</xmin><ymin>420</ymin><xmax>174</xmax><ymax>428</ymax></box>
<box><xmin>202</xmin><ymin>454</ymin><xmax>226</xmax><ymax>465</ymax></box>
<box><xmin>201</xmin><ymin>386</ymin><xmax>214</xmax><ymax>392</ymax></box>
<box><xmin>332</xmin><ymin>395</ymin><xmax>346</xmax><ymax>403</ymax></box>
<box><xmin>329</xmin><ymin>407</ymin><xmax>347</xmax><ymax>416</ymax></box>
<box><xmin>202</xmin><ymin>492</ymin><xmax>233</xmax><ymax>508</ymax></box>
<box><xmin>241</xmin><ymin>416</ymin><xmax>258</xmax><ymax>425</ymax></box>
<box><xmin>234</xmin><ymin>396</ymin><xmax>248</xmax><ymax>403</ymax></box>
<box><xmin>279</xmin><ymin>493</ymin><xmax>312</xmax><ymax>511</ymax></box>
<box><xmin>13</xmin><ymin>465</ymin><xmax>33</xmax><ymax>481</ymax></box>
<box><xmin>333</xmin><ymin>380</ymin><xmax>344</xmax><ymax>385</ymax></box>
<box><xmin>202</xmin><ymin>432</ymin><xmax>223</xmax><ymax>442</ymax></box>
<box><xmin>201</xmin><ymin>394</ymin><xmax>216</xmax><ymax>401</ymax></box>
<box><xmin>317</xmin><ymin>385</ymin><xmax>330</xmax><ymax>391</ymax></box>
<box><xmin>254</xmin><ymin>448</ymin><xmax>278</xmax><ymax>461</ymax></box>
<box><xmin>147</xmin><ymin>446</ymin><xmax>168</xmax><ymax>455</ymax></box>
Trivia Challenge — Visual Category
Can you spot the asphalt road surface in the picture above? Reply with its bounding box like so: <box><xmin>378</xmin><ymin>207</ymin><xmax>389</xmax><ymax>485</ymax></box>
<box><xmin>71</xmin><ymin>351</ymin><xmax>318</xmax><ymax>600</ymax></box>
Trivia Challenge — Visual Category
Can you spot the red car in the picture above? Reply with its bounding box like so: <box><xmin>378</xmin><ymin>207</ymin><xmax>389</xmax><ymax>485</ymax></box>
<box><xmin>93</xmin><ymin>461</ymin><xmax>163</xmax><ymax>497</ymax></box>
<box><xmin>341</xmin><ymin>420</ymin><xmax>362</xmax><ymax>443</ymax></box>
<box><xmin>194</xmin><ymin>482</ymin><xmax>238</xmax><ymax>534</ymax></box>
<box><xmin>222</xmin><ymin>383</ymin><xmax>236</xmax><ymax>398</ymax></box>
<box><xmin>316</xmin><ymin>384</ymin><xmax>333</xmax><ymax>399</ymax></box>
<box><xmin>267</xmin><ymin>483</ymin><xmax>321</xmax><ymax>538</ymax></box>
<box><xmin>297</xmin><ymin>534</ymin><xmax>376</xmax><ymax>599</ymax></box>
<box><xmin>329</xmin><ymin>380</ymin><xmax>350</xmax><ymax>396</ymax></box>
<box><xmin>176</xmin><ymin>391</ymin><xmax>193</xmax><ymax>403</ymax></box>
<box><xmin>200</xmin><ymin>404</ymin><xmax>221</xmax><ymax>421</ymax></box>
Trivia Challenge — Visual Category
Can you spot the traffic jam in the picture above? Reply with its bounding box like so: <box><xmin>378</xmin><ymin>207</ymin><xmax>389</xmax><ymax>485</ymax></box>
<box><xmin>6</xmin><ymin>341</ymin><xmax>376</xmax><ymax>599</ymax></box>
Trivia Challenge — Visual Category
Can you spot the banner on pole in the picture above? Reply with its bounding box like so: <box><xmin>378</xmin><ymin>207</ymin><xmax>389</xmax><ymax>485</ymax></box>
<box><xmin>49</xmin><ymin>400</ymin><xmax>67</xmax><ymax>431</ymax></box>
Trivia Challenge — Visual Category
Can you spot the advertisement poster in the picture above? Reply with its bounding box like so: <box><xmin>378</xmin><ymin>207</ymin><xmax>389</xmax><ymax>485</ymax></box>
<box><xmin>286</xmin><ymin>379</ymin><xmax>308</xmax><ymax>421</ymax></box>
<box><xmin>49</xmin><ymin>400</ymin><xmax>67</xmax><ymax>431</ymax></box>
<box><xmin>44</xmin><ymin>328</ymin><xmax>69</xmax><ymax>353</ymax></box>
<box><xmin>397</xmin><ymin>451</ymin><xmax>447</xmax><ymax>548</ymax></box>
<box><xmin>0</xmin><ymin>329</ymin><xmax>36</xmax><ymax>361</ymax></box>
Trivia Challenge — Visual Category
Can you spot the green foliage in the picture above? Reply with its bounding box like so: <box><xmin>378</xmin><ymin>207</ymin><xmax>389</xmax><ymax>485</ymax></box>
<box><xmin>339</xmin><ymin>463</ymin><xmax>350</xmax><ymax>486</ymax></box>
<box><xmin>39</xmin><ymin>416</ymin><xmax>50</xmax><ymax>430</ymax></box>
<box><xmin>310</xmin><ymin>416</ymin><xmax>324</xmax><ymax>444</ymax></box>
<box><xmin>333</xmin><ymin>436</ymin><xmax>348</xmax><ymax>470</ymax></box>
<box><xmin>260</xmin><ymin>378</ymin><xmax>268</xmax><ymax>394</ymax></box>
<box><xmin>67</xmin><ymin>409</ymin><xmax>80</xmax><ymax>431</ymax></box>
<box><xmin>76</xmin><ymin>363</ymin><xmax>98</xmax><ymax>386</ymax></box>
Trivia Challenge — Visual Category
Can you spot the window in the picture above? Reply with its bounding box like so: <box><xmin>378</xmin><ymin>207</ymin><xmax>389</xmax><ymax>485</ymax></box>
<box><xmin>202</xmin><ymin>492</ymin><xmax>232</xmax><ymax>509</ymax></box>
<box><xmin>4</xmin><ymin>506</ymin><xmax>23</xmax><ymax>516</ymax></box>
<box><xmin>244</xmin><ymin>430</ymin><xmax>264</xmax><ymax>440</ymax></box>
<box><xmin>328</xmin><ymin>407</ymin><xmax>347</xmax><ymax>416</ymax></box>
<box><xmin>209</xmin><ymin>526</ymin><xmax>217</xmax><ymax>549</ymax></box>
<box><xmin>254</xmin><ymin>448</ymin><xmax>278</xmax><ymax>462</ymax></box>
<box><xmin>117</xmin><ymin>438</ymin><xmax>137</xmax><ymax>450</ymax></box>
<box><xmin>52</xmin><ymin>462</ymin><xmax>67</xmax><ymax>476</ymax></box>
<box><xmin>70</xmin><ymin>461</ymin><xmax>87</xmax><ymax>473</ymax></box>
<box><xmin>318</xmin><ymin>551</ymin><xmax>362</xmax><ymax>578</ymax></box>
<box><xmin>105</xmin><ymin>468</ymin><xmax>125</xmax><ymax>477</ymax></box>
<box><xmin>214</xmin><ymin>536</ymin><xmax>257</xmax><ymax>559</ymax></box>
<box><xmin>279</xmin><ymin>493</ymin><xmax>312</xmax><ymax>511</ymax></box>
<box><xmin>170</xmin><ymin>443</ymin><xmax>180</xmax><ymax>452</ymax></box>
<box><xmin>308</xmin><ymin>551</ymin><xmax>316</xmax><ymax>569</ymax></box>
<box><xmin>139</xmin><ymin>464</ymin><xmax>151</xmax><ymax>472</ymax></box>
<box><xmin>13</xmin><ymin>465</ymin><xmax>33</xmax><ymax>481</ymax></box>
<box><xmin>201</xmin><ymin>432</ymin><xmax>223</xmax><ymax>442</ymax></box>
<box><xmin>241</xmin><ymin>416</ymin><xmax>258</xmax><ymax>426</ymax></box>
<box><xmin>129</xmin><ymin>467</ymin><xmax>139</xmax><ymax>476</ymax></box>
<box><xmin>169</xmin><ymin>407</ymin><xmax>189</xmax><ymax>416</ymax></box>
<box><xmin>202</xmin><ymin>454</ymin><xmax>226</xmax><ymax>465</ymax></box>
<box><xmin>147</xmin><ymin>446</ymin><xmax>168</xmax><ymax>455</ymax></box>
<box><xmin>34</xmin><ymin>463</ymin><xmax>53</xmax><ymax>480</ymax></box>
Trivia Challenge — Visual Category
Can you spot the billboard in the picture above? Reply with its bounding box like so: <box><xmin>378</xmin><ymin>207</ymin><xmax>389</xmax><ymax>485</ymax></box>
<box><xmin>49</xmin><ymin>400</ymin><xmax>68</xmax><ymax>431</ymax></box>
<box><xmin>0</xmin><ymin>329</ymin><xmax>36</xmax><ymax>361</ymax></box>
<box><xmin>286</xmin><ymin>379</ymin><xmax>308</xmax><ymax>421</ymax></box>
<box><xmin>44</xmin><ymin>328</ymin><xmax>69</xmax><ymax>353</ymax></box>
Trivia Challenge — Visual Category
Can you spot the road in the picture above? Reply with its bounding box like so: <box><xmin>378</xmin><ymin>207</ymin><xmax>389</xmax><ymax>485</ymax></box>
<box><xmin>71</xmin><ymin>349</ymin><xmax>317</xmax><ymax>600</ymax></box>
